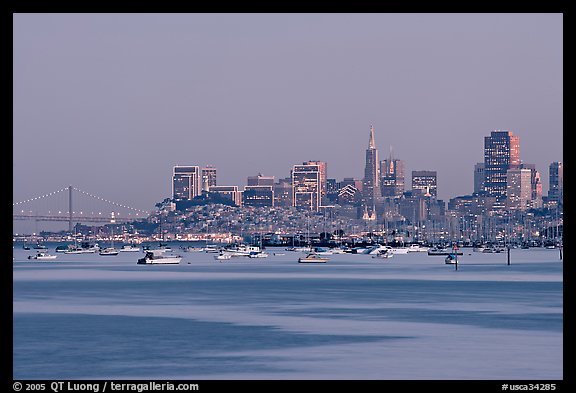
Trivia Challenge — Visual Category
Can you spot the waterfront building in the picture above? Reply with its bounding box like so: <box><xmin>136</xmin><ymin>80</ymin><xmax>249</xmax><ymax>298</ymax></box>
<box><xmin>412</xmin><ymin>170</ymin><xmax>437</xmax><ymax>198</ymax></box>
<box><xmin>362</xmin><ymin>125</ymin><xmax>381</xmax><ymax>216</ymax></box>
<box><xmin>209</xmin><ymin>186</ymin><xmax>242</xmax><ymax>206</ymax></box>
<box><xmin>243</xmin><ymin>185</ymin><xmax>274</xmax><ymax>207</ymax></box>
<box><xmin>292</xmin><ymin>163</ymin><xmax>321</xmax><ymax>211</ymax></box>
<box><xmin>172</xmin><ymin>166</ymin><xmax>201</xmax><ymax>201</ymax></box>
<box><xmin>201</xmin><ymin>166</ymin><xmax>217</xmax><ymax>192</ymax></box>
<box><xmin>548</xmin><ymin>162</ymin><xmax>563</xmax><ymax>205</ymax></box>
<box><xmin>380</xmin><ymin>148</ymin><xmax>405</xmax><ymax>198</ymax></box>
<box><xmin>484</xmin><ymin>130</ymin><xmax>521</xmax><ymax>199</ymax></box>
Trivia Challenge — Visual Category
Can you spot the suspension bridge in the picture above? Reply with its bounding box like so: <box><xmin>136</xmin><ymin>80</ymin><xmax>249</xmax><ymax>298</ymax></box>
<box><xmin>13</xmin><ymin>186</ymin><xmax>152</xmax><ymax>232</ymax></box>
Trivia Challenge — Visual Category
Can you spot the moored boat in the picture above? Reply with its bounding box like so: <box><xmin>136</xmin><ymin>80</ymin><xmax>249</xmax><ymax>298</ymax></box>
<box><xmin>298</xmin><ymin>253</ymin><xmax>329</xmax><ymax>263</ymax></box>
<box><xmin>28</xmin><ymin>252</ymin><xmax>57</xmax><ymax>260</ymax></box>
<box><xmin>137</xmin><ymin>249</ymin><xmax>182</xmax><ymax>265</ymax></box>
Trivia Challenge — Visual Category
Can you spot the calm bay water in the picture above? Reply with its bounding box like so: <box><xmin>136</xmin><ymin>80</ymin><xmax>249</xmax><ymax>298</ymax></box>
<box><xmin>13</xmin><ymin>244</ymin><xmax>563</xmax><ymax>380</ymax></box>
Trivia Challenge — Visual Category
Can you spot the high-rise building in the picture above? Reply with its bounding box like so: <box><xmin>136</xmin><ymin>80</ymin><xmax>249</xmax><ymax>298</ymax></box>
<box><xmin>274</xmin><ymin>178</ymin><xmax>293</xmax><ymax>207</ymax></box>
<box><xmin>506</xmin><ymin>168</ymin><xmax>532</xmax><ymax>211</ymax></box>
<box><xmin>484</xmin><ymin>130</ymin><xmax>520</xmax><ymax>199</ymax></box>
<box><xmin>412</xmin><ymin>170</ymin><xmax>437</xmax><ymax>197</ymax></box>
<box><xmin>548</xmin><ymin>162</ymin><xmax>563</xmax><ymax>204</ymax></box>
<box><xmin>362</xmin><ymin>125</ymin><xmax>380</xmax><ymax>214</ymax></box>
<box><xmin>521</xmin><ymin>163</ymin><xmax>542</xmax><ymax>209</ymax></box>
<box><xmin>201</xmin><ymin>166</ymin><xmax>217</xmax><ymax>192</ymax></box>
<box><xmin>303</xmin><ymin>160</ymin><xmax>327</xmax><ymax>202</ymax></box>
<box><xmin>243</xmin><ymin>185</ymin><xmax>274</xmax><ymax>207</ymax></box>
<box><xmin>247</xmin><ymin>174</ymin><xmax>275</xmax><ymax>187</ymax></box>
<box><xmin>380</xmin><ymin>150</ymin><xmax>405</xmax><ymax>198</ymax></box>
<box><xmin>474</xmin><ymin>163</ymin><xmax>485</xmax><ymax>194</ymax></box>
<box><xmin>292</xmin><ymin>163</ymin><xmax>321</xmax><ymax>211</ymax></box>
<box><xmin>172</xmin><ymin>166</ymin><xmax>201</xmax><ymax>201</ymax></box>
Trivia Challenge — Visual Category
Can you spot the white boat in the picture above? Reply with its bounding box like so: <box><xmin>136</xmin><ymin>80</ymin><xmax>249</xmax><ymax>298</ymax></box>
<box><xmin>372</xmin><ymin>249</ymin><xmax>393</xmax><ymax>259</ymax></box>
<box><xmin>28</xmin><ymin>252</ymin><xmax>57</xmax><ymax>260</ymax></box>
<box><xmin>214</xmin><ymin>252</ymin><xmax>232</xmax><ymax>260</ymax></box>
<box><xmin>390</xmin><ymin>247</ymin><xmax>410</xmax><ymax>255</ymax></box>
<box><xmin>365</xmin><ymin>245</ymin><xmax>392</xmax><ymax>255</ymax></box>
<box><xmin>428</xmin><ymin>246</ymin><xmax>463</xmax><ymax>256</ymax></box>
<box><xmin>312</xmin><ymin>247</ymin><xmax>333</xmax><ymax>256</ymax></box>
<box><xmin>120</xmin><ymin>244</ymin><xmax>141</xmax><ymax>252</ymax></box>
<box><xmin>223</xmin><ymin>244</ymin><xmax>262</xmax><ymax>257</ymax></box>
<box><xmin>298</xmin><ymin>253</ymin><xmax>329</xmax><ymax>263</ymax></box>
<box><xmin>99</xmin><ymin>247</ymin><xmax>119</xmax><ymax>256</ymax></box>
<box><xmin>137</xmin><ymin>249</ymin><xmax>182</xmax><ymax>265</ymax></box>
<box><xmin>407</xmin><ymin>244</ymin><xmax>427</xmax><ymax>252</ymax></box>
<box><xmin>248</xmin><ymin>251</ymin><xmax>269</xmax><ymax>258</ymax></box>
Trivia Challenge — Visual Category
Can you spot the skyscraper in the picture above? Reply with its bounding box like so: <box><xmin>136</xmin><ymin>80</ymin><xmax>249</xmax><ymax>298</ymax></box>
<box><xmin>506</xmin><ymin>168</ymin><xmax>532</xmax><ymax>211</ymax></box>
<box><xmin>412</xmin><ymin>170</ymin><xmax>437</xmax><ymax>197</ymax></box>
<box><xmin>201</xmin><ymin>166</ymin><xmax>217</xmax><ymax>192</ymax></box>
<box><xmin>292</xmin><ymin>163</ymin><xmax>321</xmax><ymax>211</ymax></box>
<box><xmin>172</xmin><ymin>166</ymin><xmax>201</xmax><ymax>201</ymax></box>
<box><xmin>484</xmin><ymin>130</ymin><xmax>520</xmax><ymax>199</ymax></box>
<box><xmin>380</xmin><ymin>149</ymin><xmax>405</xmax><ymax>198</ymax></box>
<box><xmin>473</xmin><ymin>163</ymin><xmax>485</xmax><ymax>194</ymax></box>
<box><xmin>548</xmin><ymin>162</ymin><xmax>563</xmax><ymax>204</ymax></box>
<box><xmin>362</xmin><ymin>125</ymin><xmax>380</xmax><ymax>215</ymax></box>
<box><xmin>303</xmin><ymin>160</ymin><xmax>327</xmax><ymax>203</ymax></box>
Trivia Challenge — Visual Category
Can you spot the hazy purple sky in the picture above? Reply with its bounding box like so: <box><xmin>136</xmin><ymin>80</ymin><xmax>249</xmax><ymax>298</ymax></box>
<box><xmin>13</xmin><ymin>13</ymin><xmax>562</xmax><ymax>211</ymax></box>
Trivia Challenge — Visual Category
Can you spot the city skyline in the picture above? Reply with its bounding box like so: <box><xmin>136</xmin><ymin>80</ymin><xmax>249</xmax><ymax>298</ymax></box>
<box><xmin>13</xmin><ymin>13</ymin><xmax>562</xmax><ymax>210</ymax></box>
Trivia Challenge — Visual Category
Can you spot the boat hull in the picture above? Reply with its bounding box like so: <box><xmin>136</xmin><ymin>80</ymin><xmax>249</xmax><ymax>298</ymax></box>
<box><xmin>137</xmin><ymin>257</ymin><xmax>181</xmax><ymax>265</ymax></box>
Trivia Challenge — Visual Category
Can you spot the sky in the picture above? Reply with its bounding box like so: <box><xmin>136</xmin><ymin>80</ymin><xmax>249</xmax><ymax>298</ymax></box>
<box><xmin>13</xmin><ymin>13</ymin><xmax>563</xmax><ymax>214</ymax></box>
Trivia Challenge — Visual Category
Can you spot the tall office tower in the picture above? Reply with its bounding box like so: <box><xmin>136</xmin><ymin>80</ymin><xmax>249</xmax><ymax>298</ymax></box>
<box><xmin>303</xmin><ymin>160</ymin><xmax>327</xmax><ymax>201</ymax></box>
<box><xmin>172</xmin><ymin>166</ymin><xmax>201</xmax><ymax>201</ymax></box>
<box><xmin>521</xmin><ymin>163</ymin><xmax>542</xmax><ymax>208</ymax></box>
<box><xmin>201</xmin><ymin>166</ymin><xmax>217</xmax><ymax>192</ymax></box>
<box><xmin>292</xmin><ymin>163</ymin><xmax>321</xmax><ymax>211</ymax></box>
<box><xmin>474</xmin><ymin>163</ymin><xmax>485</xmax><ymax>194</ymax></box>
<box><xmin>380</xmin><ymin>149</ymin><xmax>405</xmax><ymax>198</ymax></box>
<box><xmin>412</xmin><ymin>170</ymin><xmax>437</xmax><ymax>197</ymax></box>
<box><xmin>362</xmin><ymin>125</ymin><xmax>381</xmax><ymax>214</ymax></box>
<box><xmin>325</xmin><ymin>178</ymin><xmax>340</xmax><ymax>204</ymax></box>
<box><xmin>484</xmin><ymin>130</ymin><xmax>520</xmax><ymax>199</ymax></box>
<box><xmin>247</xmin><ymin>174</ymin><xmax>275</xmax><ymax>187</ymax></box>
<box><xmin>506</xmin><ymin>168</ymin><xmax>532</xmax><ymax>211</ymax></box>
<box><xmin>274</xmin><ymin>178</ymin><xmax>293</xmax><ymax>207</ymax></box>
<box><xmin>548</xmin><ymin>162</ymin><xmax>563</xmax><ymax>204</ymax></box>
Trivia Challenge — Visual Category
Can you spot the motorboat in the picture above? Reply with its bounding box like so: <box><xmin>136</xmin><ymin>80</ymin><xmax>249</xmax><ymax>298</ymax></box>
<box><xmin>407</xmin><ymin>244</ymin><xmax>427</xmax><ymax>252</ymax></box>
<box><xmin>298</xmin><ymin>253</ymin><xmax>329</xmax><ymax>263</ymax></box>
<box><xmin>428</xmin><ymin>246</ymin><xmax>463</xmax><ymax>256</ymax></box>
<box><xmin>137</xmin><ymin>249</ymin><xmax>182</xmax><ymax>265</ymax></box>
<box><xmin>222</xmin><ymin>244</ymin><xmax>262</xmax><ymax>257</ymax></box>
<box><xmin>248</xmin><ymin>251</ymin><xmax>269</xmax><ymax>258</ymax></box>
<box><xmin>372</xmin><ymin>249</ymin><xmax>393</xmax><ymax>259</ymax></box>
<box><xmin>120</xmin><ymin>244</ymin><xmax>141</xmax><ymax>252</ymax></box>
<box><xmin>28</xmin><ymin>252</ymin><xmax>57</xmax><ymax>260</ymax></box>
<box><xmin>214</xmin><ymin>252</ymin><xmax>232</xmax><ymax>260</ymax></box>
<box><xmin>99</xmin><ymin>247</ymin><xmax>119</xmax><ymax>256</ymax></box>
<box><xmin>390</xmin><ymin>247</ymin><xmax>410</xmax><ymax>255</ymax></box>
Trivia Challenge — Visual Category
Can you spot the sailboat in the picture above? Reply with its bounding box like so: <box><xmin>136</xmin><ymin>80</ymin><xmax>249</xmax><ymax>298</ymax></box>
<box><xmin>99</xmin><ymin>213</ymin><xmax>119</xmax><ymax>256</ymax></box>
